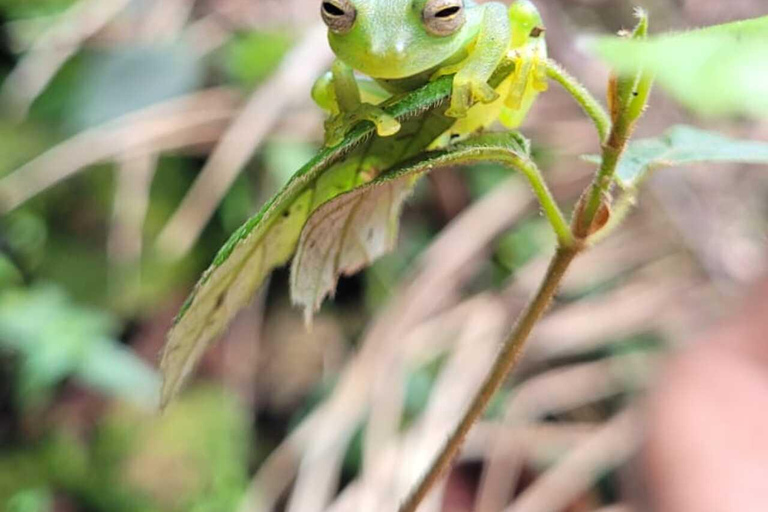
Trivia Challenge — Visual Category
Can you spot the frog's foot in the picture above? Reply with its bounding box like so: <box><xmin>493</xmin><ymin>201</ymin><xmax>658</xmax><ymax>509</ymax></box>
<box><xmin>324</xmin><ymin>105</ymin><xmax>401</xmax><ymax>147</ymax></box>
<box><xmin>505</xmin><ymin>51</ymin><xmax>549</xmax><ymax>111</ymax></box>
<box><xmin>445</xmin><ymin>76</ymin><xmax>500</xmax><ymax>119</ymax></box>
<box><xmin>500</xmin><ymin>54</ymin><xmax>548</xmax><ymax>129</ymax></box>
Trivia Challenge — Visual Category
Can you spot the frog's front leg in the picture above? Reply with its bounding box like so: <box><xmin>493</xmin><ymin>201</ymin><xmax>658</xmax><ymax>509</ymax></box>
<box><xmin>444</xmin><ymin>2</ymin><xmax>511</xmax><ymax>119</ymax></box>
<box><xmin>313</xmin><ymin>60</ymin><xmax>401</xmax><ymax>147</ymax></box>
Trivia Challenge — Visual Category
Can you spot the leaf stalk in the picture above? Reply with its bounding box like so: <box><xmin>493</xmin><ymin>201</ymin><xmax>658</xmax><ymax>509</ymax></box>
<box><xmin>543</xmin><ymin>59</ymin><xmax>611</xmax><ymax>142</ymax></box>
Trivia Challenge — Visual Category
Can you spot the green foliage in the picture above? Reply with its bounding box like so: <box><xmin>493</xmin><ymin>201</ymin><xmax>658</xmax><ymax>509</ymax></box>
<box><xmin>221</xmin><ymin>31</ymin><xmax>294</xmax><ymax>88</ymax></box>
<box><xmin>0</xmin><ymin>285</ymin><xmax>159</xmax><ymax>408</ymax></box>
<box><xmin>495</xmin><ymin>217</ymin><xmax>554</xmax><ymax>272</ymax></box>
<box><xmin>0</xmin><ymin>123</ymin><xmax>50</xmax><ymax>179</ymax></box>
<box><xmin>263</xmin><ymin>140</ymin><xmax>320</xmax><ymax>189</ymax></box>
<box><xmin>0</xmin><ymin>387</ymin><xmax>247</xmax><ymax>512</ymax></box>
<box><xmin>6</xmin><ymin>488</ymin><xmax>53</xmax><ymax>512</ymax></box>
<box><xmin>602</xmin><ymin>125</ymin><xmax>768</xmax><ymax>188</ymax></box>
<box><xmin>103</xmin><ymin>387</ymin><xmax>250</xmax><ymax>512</ymax></box>
<box><xmin>0</xmin><ymin>211</ymin><xmax>47</xmax><ymax>288</ymax></box>
<box><xmin>159</xmin><ymin>71</ymin><xmax>466</xmax><ymax>406</ymax></box>
<box><xmin>594</xmin><ymin>16</ymin><xmax>768</xmax><ymax>118</ymax></box>
<box><xmin>0</xmin><ymin>257</ymin><xmax>23</xmax><ymax>287</ymax></box>
<box><xmin>0</xmin><ymin>0</ymin><xmax>76</xmax><ymax>18</ymax></box>
<box><xmin>2</xmin><ymin>212</ymin><xmax>47</xmax><ymax>267</ymax></box>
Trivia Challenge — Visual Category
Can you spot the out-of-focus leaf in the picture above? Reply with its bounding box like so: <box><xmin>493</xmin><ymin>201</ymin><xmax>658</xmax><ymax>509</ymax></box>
<box><xmin>0</xmin><ymin>285</ymin><xmax>159</xmax><ymax>408</ymax></box>
<box><xmin>1</xmin><ymin>211</ymin><xmax>47</xmax><ymax>287</ymax></box>
<box><xmin>69</xmin><ymin>44</ymin><xmax>203</xmax><ymax>131</ymax></box>
<box><xmin>220</xmin><ymin>31</ymin><xmax>293</xmax><ymax>88</ymax></box>
<box><xmin>263</xmin><ymin>140</ymin><xmax>319</xmax><ymax>189</ymax></box>
<box><xmin>3</xmin><ymin>211</ymin><xmax>47</xmax><ymax>270</ymax></box>
<box><xmin>462</xmin><ymin>162</ymin><xmax>515</xmax><ymax>198</ymax></box>
<box><xmin>39</xmin><ymin>237</ymin><xmax>109</xmax><ymax>306</ymax></box>
<box><xmin>0</xmin><ymin>256</ymin><xmax>23</xmax><ymax>287</ymax></box>
<box><xmin>599</xmin><ymin>125</ymin><xmax>768</xmax><ymax>188</ymax></box>
<box><xmin>114</xmin><ymin>387</ymin><xmax>249</xmax><ymax>511</ymax></box>
<box><xmin>0</xmin><ymin>387</ymin><xmax>245</xmax><ymax>510</ymax></box>
<box><xmin>0</xmin><ymin>123</ymin><xmax>49</xmax><ymax>178</ymax></box>
<box><xmin>495</xmin><ymin>217</ymin><xmax>553</xmax><ymax>272</ymax></box>
<box><xmin>592</xmin><ymin>16</ymin><xmax>768</xmax><ymax>118</ymax></box>
<box><xmin>0</xmin><ymin>0</ymin><xmax>76</xmax><ymax>18</ymax></box>
<box><xmin>218</xmin><ymin>174</ymin><xmax>256</xmax><ymax>234</ymax></box>
<box><xmin>78</xmin><ymin>343</ymin><xmax>160</xmax><ymax>409</ymax></box>
<box><xmin>5</xmin><ymin>488</ymin><xmax>53</xmax><ymax>512</ymax></box>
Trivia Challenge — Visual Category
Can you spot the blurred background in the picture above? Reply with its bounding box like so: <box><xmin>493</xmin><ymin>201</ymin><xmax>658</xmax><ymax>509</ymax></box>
<box><xmin>0</xmin><ymin>0</ymin><xmax>767</xmax><ymax>511</ymax></box>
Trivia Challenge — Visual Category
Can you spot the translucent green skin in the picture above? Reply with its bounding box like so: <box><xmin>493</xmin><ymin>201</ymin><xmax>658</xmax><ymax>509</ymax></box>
<box><xmin>314</xmin><ymin>0</ymin><xmax>546</xmax><ymax>143</ymax></box>
<box><xmin>328</xmin><ymin>0</ymin><xmax>488</xmax><ymax>82</ymax></box>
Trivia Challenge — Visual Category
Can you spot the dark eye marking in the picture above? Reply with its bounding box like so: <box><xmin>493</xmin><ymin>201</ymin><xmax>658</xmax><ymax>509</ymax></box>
<box><xmin>322</xmin><ymin>2</ymin><xmax>345</xmax><ymax>16</ymax></box>
<box><xmin>435</xmin><ymin>6</ymin><xmax>461</xmax><ymax>18</ymax></box>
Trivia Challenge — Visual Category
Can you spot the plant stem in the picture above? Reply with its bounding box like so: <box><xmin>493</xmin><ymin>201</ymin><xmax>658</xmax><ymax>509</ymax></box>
<box><xmin>544</xmin><ymin>59</ymin><xmax>611</xmax><ymax>142</ymax></box>
<box><xmin>517</xmin><ymin>158</ymin><xmax>574</xmax><ymax>247</ymax></box>
<box><xmin>579</xmin><ymin>11</ymin><xmax>651</xmax><ymax>233</ymax></box>
<box><xmin>399</xmin><ymin>246</ymin><xmax>580</xmax><ymax>512</ymax></box>
<box><xmin>394</xmin><ymin>138</ymin><xmax>574</xmax><ymax>248</ymax></box>
<box><xmin>581</xmin><ymin>115</ymin><xmax>631</xmax><ymax>232</ymax></box>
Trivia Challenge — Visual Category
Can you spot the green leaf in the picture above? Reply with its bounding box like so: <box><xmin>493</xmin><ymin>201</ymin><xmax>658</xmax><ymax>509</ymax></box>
<box><xmin>6</xmin><ymin>488</ymin><xmax>53</xmax><ymax>512</ymax></box>
<box><xmin>611</xmin><ymin>125</ymin><xmax>768</xmax><ymax>188</ymax></box>
<box><xmin>78</xmin><ymin>342</ymin><xmax>161</xmax><ymax>409</ymax></box>
<box><xmin>0</xmin><ymin>285</ymin><xmax>160</xmax><ymax>408</ymax></box>
<box><xmin>113</xmin><ymin>387</ymin><xmax>249</xmax><ymax>511</ymax></box>
<box><xmin>593</xmin><ymin>16</ymin><xmax>768</xmax><ymax>118</ymax></box>
<box><xmin>160</xmin><ymin>60</ymin><xmax>519</xmax><ymax>407</ymax></box>
<box><xmin>290</xmin><ymin>132</ymin><xmax>531</xmax><ymax>318</ymax></box>
<box><xmin>0</xmin><ymin>0</ymin><xmax>77</xmax><ymax>18</ymax></box>
<box><xmin>159</xmin><ymin>75</ymin><xmax>460</xmax><ymax>407</ymax></box>
<box><xmin>220</xmin><ymin>31</ymin><xmax>294</xmax><ymax>88</ymax></box>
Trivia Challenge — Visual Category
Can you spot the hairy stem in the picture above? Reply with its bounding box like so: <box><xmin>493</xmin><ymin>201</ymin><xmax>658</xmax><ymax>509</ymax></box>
<box><xmin>580</xmin><ymin>11</ymin><xmax>651</xmax><ymax>232</ymax></box>
<box><xmin>517</xmin><ymin>158</ymin><xmax>574</xmax><ymax>247</ymax></box>
<box><xmin>382</xmin><ymin>137</ymin><xmax>574</xmax><ymax>248</ymax></box>
<box><xmin>399</xmin><ymin>246</ymin><xmax>580</xmax><ymax>512</ymax></box>
<box><xmin>581</xmin><ymin>112</ymin><xmax>631</xmax><ymax>232</ymax></box>
<box><xmin>544</xmin><ymin>59</ymin><xmax>611</xmax><ymax>142</ymax></box>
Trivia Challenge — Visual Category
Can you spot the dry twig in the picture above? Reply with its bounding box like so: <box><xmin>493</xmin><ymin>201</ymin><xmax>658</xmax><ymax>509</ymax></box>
<box><xmin>0</xmin><ymin>89</ymin><xmax>237</xmax><ymax>213</ymax></box>
<box><xmin>503</xmin><ymin>409</ymin><xmax>640</xmax><ymax>512</ymax></box>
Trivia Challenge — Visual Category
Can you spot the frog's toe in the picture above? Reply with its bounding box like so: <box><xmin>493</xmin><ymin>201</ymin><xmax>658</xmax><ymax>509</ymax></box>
<box><xmin>365</xmin><ymin>108</ymin><xmax>401</xmax><ymax>137</ymax></box>
<box><xmin>324</xmin><ymin>116</ymin><xmax>351</xmax><ymax>147</ymax></box>
<box><xmin>472</xmin><ymin>80</ymin><xmax>500</xmax><ymax>104</ymax></box>
<box><xmin>446</xmin><ymin>78</ymin><xmax>500</xmax><ymax>118</ymax></box>
<box><xmin>446</xmin><ymin>82</ymin><xmax>472</xmax><ymax>118</ymax></box>
<box><xmin>324</xmin><ymin>106</ymin><xmax>401</xmax><ymax>147</ymax></box>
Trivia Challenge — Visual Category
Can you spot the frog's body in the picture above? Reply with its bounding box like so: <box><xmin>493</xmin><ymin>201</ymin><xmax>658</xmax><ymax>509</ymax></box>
<box><xmin>314</xmin><ymin>0</ymin><xmax>548</xmax><ymax>147</ymax></box>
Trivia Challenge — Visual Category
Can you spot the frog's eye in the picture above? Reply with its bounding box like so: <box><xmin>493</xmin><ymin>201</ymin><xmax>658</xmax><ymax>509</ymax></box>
<box><xmin>423</xmin><ymin>0</ymin><xmax>465</xmax><ymax>37</ymax></box>
<box><xmin>321</xmin><ymin>0</ymin><xmax>356</xmax><ymax>34</ymax></box>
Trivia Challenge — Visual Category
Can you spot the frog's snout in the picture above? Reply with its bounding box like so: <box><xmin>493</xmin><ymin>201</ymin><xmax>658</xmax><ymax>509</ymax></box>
<box><xmin>369</xmin><ymin>38</ymin><xmax>410</xmax><ymax>62</ymax></box>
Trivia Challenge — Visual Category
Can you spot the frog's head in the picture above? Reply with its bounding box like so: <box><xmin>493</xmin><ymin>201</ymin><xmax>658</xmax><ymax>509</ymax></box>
<box><xmin>321</xmin><ymin>0</ymin><xmax>481</xmax><ymax>79</ymax></box>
